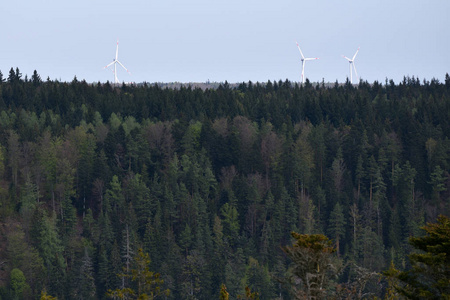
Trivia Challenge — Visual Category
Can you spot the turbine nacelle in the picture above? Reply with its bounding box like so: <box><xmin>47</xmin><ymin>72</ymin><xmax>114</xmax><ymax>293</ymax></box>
<box><xmin>342</xmin><ymin>47</ymin><xmax>360</xmax><ymax>84</ymax></box>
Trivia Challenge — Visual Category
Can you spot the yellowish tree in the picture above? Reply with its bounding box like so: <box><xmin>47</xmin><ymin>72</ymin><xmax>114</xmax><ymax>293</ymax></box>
<box><xmin>107</xmin><ymin>248</ymin><xmax>169</xmax><ymax>300</ymax></box>
<box><xmin>219</xmin><ymin>283</ymin><xmax>229</xmax><ymax>300</ymax></box>
<box><xmin>40</xmin><ymin>289</ymin><xmax>57</xmax><ymax>300</ymax></box>
<box><xmin>282</xmin><ymin>233</ymin><xmax>340</xmax><ymax>299</ymax></box>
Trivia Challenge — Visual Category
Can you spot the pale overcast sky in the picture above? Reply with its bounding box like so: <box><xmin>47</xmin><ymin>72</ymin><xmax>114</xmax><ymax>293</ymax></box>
<box><xmin>1</xmin><ymin>0</ymin><xmax>449</xmax><ymax>84</ymax></box>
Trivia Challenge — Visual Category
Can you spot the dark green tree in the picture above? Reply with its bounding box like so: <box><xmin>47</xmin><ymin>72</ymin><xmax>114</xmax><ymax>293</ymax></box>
<box><xmin>31</xmin><ymin>70</ymin><xmax>42</xmax><ymax>86</ymax></box>
<box><xmin>327</xmin><ymin>202</ymin><xmax>346</xmax><ymax>256</ymax></box>
<box><xmin>72</xmin><ymin>248</ymin><xmax>96</xmax><ymax>299</ymax></box>
<box><xmin>240</xmin><ymin>257</ymin><xmax>275</xmax><ymax>300</ymax></box>
<box><xmin>389</xmin><ymin>215</ymin><xmax>450</xmax><ymax>299</ymax></box>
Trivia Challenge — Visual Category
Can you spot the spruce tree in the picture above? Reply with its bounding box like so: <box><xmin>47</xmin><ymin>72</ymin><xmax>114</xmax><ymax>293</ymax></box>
<box><xmin>328</xmin><ymin>202</ymin><xmax>346</xmax><ymax>256</ymax></box>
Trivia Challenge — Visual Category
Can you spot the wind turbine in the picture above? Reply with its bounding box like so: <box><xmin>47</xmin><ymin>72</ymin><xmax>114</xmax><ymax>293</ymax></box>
<box><xmin>296</xmin><ymin>42</ymin><xmax>319</xmax><ymax>85</ymax></box>
<box><xmin>342</xmin><ymin>47</ymin><xmax>360</xmax><ymax>84</ymax></box>
<box><xmin>104</xmin><ymin>40</ymin><xmax>131</xmax><ymax>85</ymax></box>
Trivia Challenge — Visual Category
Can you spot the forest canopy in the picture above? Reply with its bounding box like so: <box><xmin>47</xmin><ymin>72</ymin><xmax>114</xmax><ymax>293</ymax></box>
<box><xmin>0</xmin><ymin>68</ymin><xmax>449</xmax><ymax>299</ymax></box>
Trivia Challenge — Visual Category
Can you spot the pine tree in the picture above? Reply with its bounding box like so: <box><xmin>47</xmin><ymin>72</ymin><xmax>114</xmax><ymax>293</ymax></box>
<box><xmin>104</xmin><ymin>175</ymin><xmax>125</xmax><ymax>222</ymax></box>
<box><xmin>8</xmin><ymin>67</ymin><xmax>16</xmax><ymax>83</ymax></box>
<box><xmin>220</xmin><ymin>202</ymin><xmax>240</xmax><ymax>243</ymax></box>
<box><xmin>96</xmin><ymin>245</ymin><xmax>111</xmax><ymax>297</ymax></box>
<box><xmin>107</xmin><ymin>248</ymin><xmax>169</xmax><ymax>299</ymax></box>
<box><xmin>331</xmin><ymin>147</ymin><xmax>346</xmax><ymax>195</ymax></box>
<box><xmin>73</xmin><ymin>248</ymin><xmax>96</xmax><ymax>299</ymax></box>
<box><xmin>241</xmin><ymin>257</ymin><xmax>275</xmax><ymax>299</ymax></box>
<box><xmin>32</xmin><ymin>70</ymin><xmax>42</xmax><ymax>86</ymax></box>
<box><xmin>429</xmin><ymin>165</ymin><xmax>446</xmax><ymax>206</ymax></box>
<box><xmin>328</xmin><ymin>202</ymin><xmax>346</xmax><ymax>256</ymax></box>
<box><xmin>35</xmin><ymin>211</ymin><xmax>66</xmax><ymax>297</ymax></box>
<box><xmin>391</xmin><ymin>215</ymin><xmax>450</xmax><ymax>298</ymax></box>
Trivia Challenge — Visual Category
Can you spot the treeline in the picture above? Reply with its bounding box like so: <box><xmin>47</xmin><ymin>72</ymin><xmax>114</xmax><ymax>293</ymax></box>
<box><xmin>0</xmin><ymin>67</ymin><xmax>449</xmax><ymax>299</ymax></box>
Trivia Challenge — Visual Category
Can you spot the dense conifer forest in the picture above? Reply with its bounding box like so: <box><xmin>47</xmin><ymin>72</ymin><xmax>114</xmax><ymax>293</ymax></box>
<box><xmin>0</xmin><ymin>67</ymin><xmax>449</xmax><ymax>299</ymax></box>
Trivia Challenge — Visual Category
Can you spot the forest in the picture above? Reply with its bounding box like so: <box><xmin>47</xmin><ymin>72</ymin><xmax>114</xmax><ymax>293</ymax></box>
<box><xmin>0</xmin><ymin>67</ymin><xmax>449</xmax><ymax>299</ymax></box>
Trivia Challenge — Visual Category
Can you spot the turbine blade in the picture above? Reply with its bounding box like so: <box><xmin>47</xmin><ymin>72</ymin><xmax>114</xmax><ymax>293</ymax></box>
<box><xmin>296</xmin><ymin>42</ymin><xmax>305</xmax><ymax>59</ymax></box>
<box><xmin>117</xmin><ymin>61</ymin><xmax>131</xmax><ymax>74</ymax></box>
<box><xmin>352</xmin><ymin>47</ymin><xmax>360</xmax><ymax>60</ymax></box>
<box><xmin>116</xmin><ymin>40</ymin><xmax>119</xmax><ymax>60</ymax></box>
<box><xmin>104</xmin><ymin>61</ymin><xmax>115</xmax><ymax>68</ymax></box>
<box><xmin>342</xmin><ymin>55</ymin><xmax>352</xmax><ymax>62</ymax></box>
<box><xmin>305</xmin><ymin>57</ymin><xmax>319</xmax><ymax>61</ymax></box>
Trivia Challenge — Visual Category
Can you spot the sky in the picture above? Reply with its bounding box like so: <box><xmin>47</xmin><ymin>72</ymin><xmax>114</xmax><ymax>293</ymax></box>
<box><xmin>1</xmin><ymin>0</ymin><xmax>449</xmax><ymax>84</ymax></box>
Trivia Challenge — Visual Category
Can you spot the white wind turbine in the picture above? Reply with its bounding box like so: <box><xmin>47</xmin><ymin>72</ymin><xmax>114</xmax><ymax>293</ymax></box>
<box><xmin>342</xmin><ymin>47</ymin><xmax>360</xmax><ymax>84</ymax></box>
<box><xmin>104</xmin><ymin>40</ymin><xmax>131</xmax><ymax>85</ymax></box>
<box><xmin>296</xmin><ymin>42</ymin><xmax>319</xmax><ymax>85</ymax></box>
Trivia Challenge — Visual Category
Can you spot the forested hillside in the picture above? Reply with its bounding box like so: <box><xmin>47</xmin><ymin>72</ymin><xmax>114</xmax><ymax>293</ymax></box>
<box><xmin>0</xmin><ymin>68</ymin><xmax>449</xmax><ymax>299</ymax></box>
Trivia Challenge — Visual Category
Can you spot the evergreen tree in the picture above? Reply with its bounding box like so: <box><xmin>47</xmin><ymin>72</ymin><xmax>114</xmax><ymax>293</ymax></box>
<box><xmin>327</xmin><ymin>202</ymin><xmax>346</xmax><ymax>256</ymax></box>
<box><xmin>180</xmin><ymin>250</ymin><xmax>207</xmax><ymax>299</ymax></box>
<box><xmin>387</xmin><ymin>215</ymin><xmax>450</xmax><ymax>299</ymax></box>
<box><xmin>107</xmin><ymin>248</ymin><xmax>169</xmax><ymax>299</ymax></box>
<box><xmin>8</xmin><ymin>67</ymin><xmax>16</xmax><ymax>83</ymax></box>
<box><xmin>32</xmin><ymin>70</ymin><xmax>42</xmax><ymax>86</ymax></box>
<box><xmin>240</xmin><ymin>257</ymin><xmax>275</xmax><ymax>300</ymax></box>
<box><xmin>220</xmin><ymin>202</ymin><xmax>240</xmax><ymax>244</ymax></box>
<box><xmin>73</xmin><ymin>248</ymin><xmax>96</xmax><ymax>299</ymax></box>
<box><xmin>6</xmin><ymin>225</ymin><xmax>45</xmax><ymax>295</ymax></box>
<box><xmin>35</xmin><ymin>210</ymin><xmax>66</xmax><ymax>297</ymax></box>
<box><xmin>0</xmin><ymin>72</ymin><xmax>449</xmax><ymax>299</ymax></box>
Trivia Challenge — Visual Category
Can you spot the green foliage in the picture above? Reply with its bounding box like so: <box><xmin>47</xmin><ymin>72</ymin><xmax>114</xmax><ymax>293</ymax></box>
<box><xmin>390</xmin><ymin>215</ymin><xmax>450</xmax><ymax>299</ymax></box>
<box><xmin>0</xmin><ymin>144</ymin><xmax>5</xmax><ymax>178</ymax></box>
<box><xmin>6</xmin><ymin>224</ymin><xmax>45</xmax><ymax>295</ymax></box>
<box><xmin>382</xmin><ymin>261</ymin><xmax>402</xmax><ymax>300</ymax></box>
<box><xmin>10</xmin><ymin>268</ymin><xmax>27</xmax><ymax>298</ymax></box>
<box><xmin>72</xmin><ymin>248</ymin><xmax>96</xmax><ymax>299</ymax></box>
<box><xmin>429</xmin><ymin>165</ymin><xmax>446</xmax><ymax>204</ymax></box>
<box><xmin>0</xmin><ymin>73</ymin><xmax>449</xmax><ymax>299</ymax></box>
<box><xmin>220</xmin><ymin>202</ymin><xmax>240</xmax><ymax>241</ymax></box>
<box><xmin>182</xmin><ymin>120</ymin><xmax>202</xmax><ymax>155</ymax></box>
<box><xmin>240</xmin><ymin>257</ymin><xmax>274</xmax><ymax>299</ymax></box>
<box><xmin>19</xmin><ymin>178</ymin><xmax>38</xmax><ymax>219</ymax></box>
<box><xmin>180</xmin><ymin>250</ymin><xmax>207</xmax><ymax>299</ymax></box>
<box><xmin>109</xmin><ymin>112</ymin><xmax>122</xmax><ymax>131</ymax></box>
<box><xmin>107</xmin><ymin>248</ymin><xmax>169</xmax><ymax>300</ymax></box>
<box><xmin>328</xmin><ymin>202</ymin><xmax>346</xmax><ymax>254</ymax></box>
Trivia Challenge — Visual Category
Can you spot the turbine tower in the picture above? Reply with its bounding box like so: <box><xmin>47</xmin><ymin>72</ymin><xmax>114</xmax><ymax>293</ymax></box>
<box><xmin>342</xmin><ymin>47</ymin><xmax>360</xmax><ymax>84</ymax></box>
<box><xmin>104</xmin><ymin>40</ymin><xmax>131</xmax><ymax>85</ymax></box>
<box><xmin>296</xmin><ymin>42</ymin><xmax>319</xmax><ymax>85</ymax></box>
